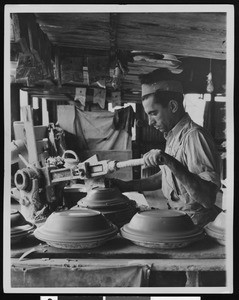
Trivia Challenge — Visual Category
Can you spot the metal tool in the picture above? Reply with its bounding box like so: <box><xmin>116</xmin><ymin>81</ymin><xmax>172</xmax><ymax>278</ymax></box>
<box><xmin>13</xmin><ymin>151</ymin><xmax>146</xmax><ymax>221</ymax></box>
<box><xmin>48</xmin><ymin>156</ymin><xmax>145</xmax><ymax>183</ymax></box>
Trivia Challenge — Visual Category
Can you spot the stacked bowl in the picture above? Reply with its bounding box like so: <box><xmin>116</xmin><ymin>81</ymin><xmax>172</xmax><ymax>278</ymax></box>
<box><xmin>121</xmin><ymin>209</ymin><xmax>205</xmax><ymax>249</ymax></box>
<box><xmin>34</xmin><ymin>208</ymin><xmax>118</xmax><ymax>249</ymax></box>
<box><xmin>74</xmin><ymin>187</ymin><xmax>138</xmax><ymax>227</ymax></box>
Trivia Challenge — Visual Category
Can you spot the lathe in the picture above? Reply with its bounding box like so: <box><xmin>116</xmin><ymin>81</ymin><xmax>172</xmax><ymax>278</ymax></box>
<box><xmin>12</xmin><ymin>149</ymin><xmax>147</xmax><ymax>222</ymax></box>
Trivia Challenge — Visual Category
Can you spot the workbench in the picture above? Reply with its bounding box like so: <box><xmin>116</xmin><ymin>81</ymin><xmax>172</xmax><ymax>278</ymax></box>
<box><xmin>11</xmin><ymin>233</ymin><xmax>225</xmax><ymax>288</ymax></box>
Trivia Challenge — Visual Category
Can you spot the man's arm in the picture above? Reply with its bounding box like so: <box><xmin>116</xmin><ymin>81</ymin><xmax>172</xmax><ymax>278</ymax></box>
<box><xmin>144</xmin><ymin>149</ymin><xmax>219</xmax><ymax>209</ymax></box>
<box><xmin>164</xmin><ymin>153</ymin><xmax>218</xmax><ymax>208</ymax></box>
<box><xmin>107</xmin><ymin>171</ymin><xmax>162</xmax><ymax>193</ymax></box>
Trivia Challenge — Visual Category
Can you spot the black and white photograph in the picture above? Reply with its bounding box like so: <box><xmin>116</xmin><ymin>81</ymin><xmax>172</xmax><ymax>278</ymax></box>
<box><xmin>4</xmin><ymin>4</ymin><xmax>234</xmax><ymax>294</ymax></box>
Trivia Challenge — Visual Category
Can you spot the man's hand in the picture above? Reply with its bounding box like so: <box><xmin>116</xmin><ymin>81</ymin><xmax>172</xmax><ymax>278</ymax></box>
<box><xmin>143</xmin><ymin>149</ymin><xmax>168</xmax><ymax>167</ymax></box>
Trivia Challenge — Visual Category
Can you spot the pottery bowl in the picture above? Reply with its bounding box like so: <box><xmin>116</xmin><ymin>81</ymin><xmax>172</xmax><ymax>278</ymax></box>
<box><xmin>79</xmin><ymin>187</ymin><xmax>130</xmax><ymax>209</ymax></box>
<box><xmin>121</xmin><ymin>209</ymin><xmax>204</xmax><ymax>248</ymax></box>
<box><xmin>34</xmin><ymin>208</ymin><xmax>118</xmax><ymax>249</ymax></box>
<box><xmin>76</xmin><ymin>187</ymin><xmax>138</xmax><ymax>227</ymax></box>
<box><xmin>123</xmin><ymin>210</ymin><xmax>197</xmax><ymax>237</ymax></box>
<box><xmin>74</xmin><ymin>200</ymin><xmax>138</xmax><ymax>227</ymax></box>
<box><xmin>205</xmin><ymin>211</ymin><xmax>225</xmax><ymax>245</ymax></box>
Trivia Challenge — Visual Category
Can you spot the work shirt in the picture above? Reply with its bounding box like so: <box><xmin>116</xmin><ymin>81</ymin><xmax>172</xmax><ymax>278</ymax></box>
<box><xmin>161</xmin><ymin>113</ymin><xmax>221</xmax><ymax>227</ymax></box>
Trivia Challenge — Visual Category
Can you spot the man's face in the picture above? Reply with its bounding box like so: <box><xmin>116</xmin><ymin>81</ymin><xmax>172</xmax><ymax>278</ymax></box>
<box><xmin>142</xmin><ymin>94</ymin><xmax>173</xmax><ymax>133</ymax></box>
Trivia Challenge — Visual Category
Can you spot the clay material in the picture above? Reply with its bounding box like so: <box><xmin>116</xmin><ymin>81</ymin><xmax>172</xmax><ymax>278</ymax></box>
<box><xmin>34</xmin><ymin>208</ymin><xmax>118</xmax><ymax>249</ymax></box>
<box><xmin>120</xmin><ymin>209</ymin><xmax>204</xmax><ymax>249</ymax></box>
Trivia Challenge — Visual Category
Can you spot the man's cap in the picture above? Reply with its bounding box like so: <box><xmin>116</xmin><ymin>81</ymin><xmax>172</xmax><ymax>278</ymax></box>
<box><xmin>141</xmin><ymin>80</ymin><xmax>183</xmax><ymax>97</ymax></box>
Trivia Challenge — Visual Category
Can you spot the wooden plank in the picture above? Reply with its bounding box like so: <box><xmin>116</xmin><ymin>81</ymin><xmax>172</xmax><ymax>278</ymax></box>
<box><xmin>117</xmin><ymin>13</ymin><xmax>226</xmax><ymax>59</ymax></box>
<box><xmin>11</xmin><ymin>234</ymin><xmax>225</xmax><ymax>260</ymax></box>
<box><xmin>11</xmin><ymin>258</ymin><xmax>225</xmax><ymax>272</ymax></box>
<box><xmin>35</xmin><ymin>13</ymin><xmax>109</xmax><ymax>26</ymax></box>
<box><xmin>35</xmin><ymin>12</ymin><xmax>226</xmax><ymax>59</ymax></box>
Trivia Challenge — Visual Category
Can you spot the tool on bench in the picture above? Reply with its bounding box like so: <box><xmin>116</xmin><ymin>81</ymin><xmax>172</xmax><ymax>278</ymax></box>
<box><xmin>13</xmin><ymin>150</ymin><xmax>152</xmax><ymax>221</ymax></box>
<box><xmin>49</xmin><ymin>156</ymin><xmax>146</xmax><ymax>183</ymax></box>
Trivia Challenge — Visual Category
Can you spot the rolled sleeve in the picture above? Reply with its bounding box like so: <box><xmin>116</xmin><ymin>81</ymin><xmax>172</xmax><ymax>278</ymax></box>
<box><xmin>183</xmin><ymin>128</ymin><xmax>221</xmax><ymax>188</ymax></box>
<box><xmin>198</xmin><ymin>170</ymin><xmax>221</xmax><ymax>188</ymax></box>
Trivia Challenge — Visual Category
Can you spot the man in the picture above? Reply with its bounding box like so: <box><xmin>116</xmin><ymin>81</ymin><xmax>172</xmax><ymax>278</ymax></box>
<box><xmin>110</xmin><ymin>69</ymin><xmax>221</xmax><ymax>227</ymax></box>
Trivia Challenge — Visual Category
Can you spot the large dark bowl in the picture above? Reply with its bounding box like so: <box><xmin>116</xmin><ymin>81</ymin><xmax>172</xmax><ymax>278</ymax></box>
<box><xmin>34</xmin><ymin>208</ymin><xmax>118</xmax><ymax>249</ymax></box>
<box><xmin>121</xmin><ymin>209</ymin><xmax>204</xmax><ymax>249</ymax></box>
<box><xmin>11</xmin><ymin>210</ymin><xmax>36</xmax><ymax>244</ymax></box>
<box><xmin>11</xmin><ymin>209</ymin><xmax>28</xmax><ymax>227</ymax></box>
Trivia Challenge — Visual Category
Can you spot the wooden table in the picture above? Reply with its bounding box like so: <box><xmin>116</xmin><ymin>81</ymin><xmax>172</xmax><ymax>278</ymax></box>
<box><xmin>11</xmin><ymin>233</ymin><xmax>225</xmax><ymax>288</ymax></box>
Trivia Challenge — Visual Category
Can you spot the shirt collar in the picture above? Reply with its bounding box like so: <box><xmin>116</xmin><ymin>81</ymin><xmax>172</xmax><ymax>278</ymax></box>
<box><xmin>164</xmin><ymin>113</ymin><xmax>191</xmax><ymax>140</ymax></box>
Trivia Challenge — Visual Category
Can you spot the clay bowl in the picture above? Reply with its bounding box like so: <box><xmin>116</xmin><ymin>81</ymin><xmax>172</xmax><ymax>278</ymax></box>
<box><xmin>79</xmin><ymin>187</ymin><xmax>130</xmax><ymax>209</ymax></box>
<box><xmin>11</xmin><ymin>210</ymin><xmax>36</xmax><ymax>244</ymax></box>
<box><xmin>34</xmin><ymin>208</ymin><xmax>118</xmax><ymax>249</ymax></box>
<box><xmin>77</xmin><ymin>187</ymin><xmax>138</xmax><ymax>227</ymax></box>
<box><xmin>120</xmin><ymin>209</ymin><xmax>204</xmax><ymax>249</ymax></box>
<box><xmin>74</xmin><ymin>200</ymin><xmax>138</xmax><ymax>228</ymax></box>
<box><xmin>205</xmin><ymin>211</ymin><xmax>225</xmax><ymax>246</ymax></box>
<box><xmin>11</xmin><ymin>209</ymin><xmax>28</xmax><ymax>227</ymax></box>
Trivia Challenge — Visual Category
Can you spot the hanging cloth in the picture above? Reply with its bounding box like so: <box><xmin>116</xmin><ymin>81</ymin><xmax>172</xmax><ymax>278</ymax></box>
<box><xmin>57</xmin><ymin>105</ymin><xmax>134</xmax><ymax>151</ymax></box>
<box><xmin>113</xmin><ymin>105</ymin><xmax>135</xmax><ymax>136</ymax></box>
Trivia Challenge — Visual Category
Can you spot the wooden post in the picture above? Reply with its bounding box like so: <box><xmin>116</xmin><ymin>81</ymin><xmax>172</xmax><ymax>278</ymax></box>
<box><xmin>21</xmin><ymin>105</ymin><xmax>40</xmax><ymax>167</ymax></box>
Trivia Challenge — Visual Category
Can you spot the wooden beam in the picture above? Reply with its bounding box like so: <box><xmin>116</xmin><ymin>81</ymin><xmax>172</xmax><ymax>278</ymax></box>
<box><xmin>109</xmin><ymin>13</ymin><xmax>118</xmax><ymax>67</ymax></box>
<box><xmin>117</xmin><ymin>13</ymin><xmax>226</xmax><ymax>60</ymax></box>
<box><xmin>35</xmin><ymin>12</ymin><xmax>226</xmax><ymax>60</ymax></box>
